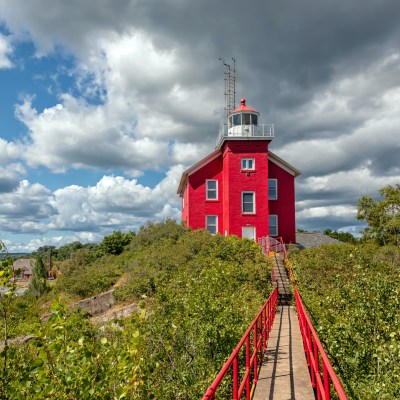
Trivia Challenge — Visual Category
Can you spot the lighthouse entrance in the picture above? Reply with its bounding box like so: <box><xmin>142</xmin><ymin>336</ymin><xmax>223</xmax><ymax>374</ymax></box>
<box><xmin>242</xmin><ymin>227</ymin><xmax>256</xmax><ymax>240</ymax></box>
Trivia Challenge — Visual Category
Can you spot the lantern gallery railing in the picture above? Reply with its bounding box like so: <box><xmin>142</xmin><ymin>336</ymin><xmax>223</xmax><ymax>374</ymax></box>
<box><xmin>216</xmin><ymin>123</ymin><xmax>274</xmax><ymax>147</ymax></box>
<box><xmin>202</xmin><ymin>288</ymin><xmax>278</xmax><ymax>400</ymax></box>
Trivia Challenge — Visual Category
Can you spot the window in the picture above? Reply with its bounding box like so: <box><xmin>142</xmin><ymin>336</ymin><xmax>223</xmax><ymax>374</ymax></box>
<box><xmin>242</xmin><ymin>113</ymin><xmax>251</xmax><ymax>125</ymax></box>
<box><xmin>232</xmin><ymin>114</ymin><xmax>241</xmax><ymax>126</ymax></box>
<box><xmin>242</xmin><ymin>192</ymin><xmax>255</xmax><ymax>213</ymax></box>
<box><xmin>268</xmin><ymin>179</ymin><xmax>277</xmax><ymax>200</ymax></box>
<box><xmin>206</xmin><ymin>180</ymin><xmax>218</xmax><ymax>200</ymax></box>
<box><xmin>242</xmin><ymin>227</ymin><xmax>255</xmax><ymax>240</ymax></box>
<box><xmin>269</xmin><ymin>215</ymin><xmax>278</xmax><ymax>236</ymax></box>
<box><xmin>206</xmin><ymin>215</ymin><xmax>218</xmax><ymax>234</ymax></box>
<box><xmin>241</xmin><ymin>158</ymin><xmax>255</xmax><ymax>170</ymax></box>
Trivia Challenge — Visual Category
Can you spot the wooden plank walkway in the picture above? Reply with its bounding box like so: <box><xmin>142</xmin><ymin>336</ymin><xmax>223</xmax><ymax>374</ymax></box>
<box><xmin>253</xmin><ymin>305</ymin><xmax>315</xmax><ymax>400</ymax></box>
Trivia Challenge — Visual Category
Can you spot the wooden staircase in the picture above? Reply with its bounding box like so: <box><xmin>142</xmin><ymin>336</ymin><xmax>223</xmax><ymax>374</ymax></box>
<box><xmin>271</xmin><ymin>253</ymin><xmax>292</xmax><ymax>305</ymax></box>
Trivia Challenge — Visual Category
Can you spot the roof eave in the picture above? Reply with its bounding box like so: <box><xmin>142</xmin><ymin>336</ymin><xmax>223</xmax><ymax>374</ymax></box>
<box><xmin>268</xmin><ymin>151</ymin><xmax>301</xmax><ymax>177</ymax></box>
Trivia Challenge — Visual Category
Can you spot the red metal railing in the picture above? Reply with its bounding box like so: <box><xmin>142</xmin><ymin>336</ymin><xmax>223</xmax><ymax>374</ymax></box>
<box><xmin>281</xmin><ymin>247</ymin><xmax>348</xmax><ymax>400</ymax></box>
<box><xmin>258</xmin><ymin>236</ymin><xmax>286</xmax><ymax>255</ymax></box>
<box><xmin>294</xmin><ymin>287</ymin><xmax>347</xmax><ymax>400</ymax></box>
<box><xmin>202</xmin><ymin>288</ymin><xmax>278</xmax><ymax>400</ymax></box>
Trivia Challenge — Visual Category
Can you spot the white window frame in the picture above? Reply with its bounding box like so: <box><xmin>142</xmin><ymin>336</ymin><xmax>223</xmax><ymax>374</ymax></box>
<box><xmin>268</xmin><ymin>179</ymin><xmax>278</xmax><ymax>200</ymax></box>
<box><xmin>242</xmin><ymin>191</ymin><xmax>255</xmax><ymax>214</ymax></box>
<box><xmin>206</xmin><ymin>215</ymin><xmax>218</xmax><ymax>234</ymax></box>
<box><xmin>241</xmin><ymin>158</ymin><xmax>255</xmax><ymax>170</ymax></box>
<box><xmin>269</xmin><ymin>215</ymin><xmax>278</xmax><ymax>237</ymax></box>
<box><xmin>206</xmin><ymin>179</ymin><xmax>218</xmax><ymax>200</ymax></box>
<box><xmin>242</xmin><ymin>226</ymin><xmax>256</xmax><ymax>240</ymax></box>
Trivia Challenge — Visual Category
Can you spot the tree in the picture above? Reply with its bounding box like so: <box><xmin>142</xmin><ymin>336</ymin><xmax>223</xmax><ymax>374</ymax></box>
<box><xmin>30</xmin><ymin>256</ymin><xmax>49</xmax><ymax>297</ymax></box>
<box><xmin>57</xmin><ymin>241</ymin><xmax>83</xmax><ymax>261</ymax></box>
<box><xmin>323</xmin><ymin>229</ymin><xmax>358</xmax><ymax>244</ymax></box>
<box><xmin>99</xmin><ymin>231</ymin><xmax>135</xmax><ymax>256</ymax></box>
<box><xmin>357</xmin><ymin>184</ymin><xmax>400</xmax><ymax>245</ymax></box>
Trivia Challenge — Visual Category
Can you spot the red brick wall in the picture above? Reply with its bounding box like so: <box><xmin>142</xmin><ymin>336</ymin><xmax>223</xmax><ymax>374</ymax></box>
<box><xmin>222</xmin><ymin>140</ymin><xmax>270</xmax><ymax>240</ymax></box>
<box><xmin>186</xmin><ymin>156</ymin><xmax>223</xmax><ymax>232</ymax></box>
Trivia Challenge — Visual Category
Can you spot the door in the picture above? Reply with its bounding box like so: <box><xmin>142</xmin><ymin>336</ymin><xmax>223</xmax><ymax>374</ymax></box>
<box><xmin>242</xmin><ymin>227</ymin><xmax>256</xmax><ymax>240</ymax></box>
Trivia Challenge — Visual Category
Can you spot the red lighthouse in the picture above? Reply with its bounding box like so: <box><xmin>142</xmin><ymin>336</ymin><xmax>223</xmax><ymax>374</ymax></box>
<box><xmin>177</xmin><ymin>96</ymin><xmax>300</xmax><ymax>243</ymax></box>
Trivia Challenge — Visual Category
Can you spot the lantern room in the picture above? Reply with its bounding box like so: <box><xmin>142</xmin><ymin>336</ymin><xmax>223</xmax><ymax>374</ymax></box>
<box><xmin>228</xmin><ymin>98</ymin><xmax>259</xmax><ymax>134</ymax></box>
<box><xmin>216</xmin><ymin>98</ymin><xmax>275</xmax><ymax>148</ymax></box>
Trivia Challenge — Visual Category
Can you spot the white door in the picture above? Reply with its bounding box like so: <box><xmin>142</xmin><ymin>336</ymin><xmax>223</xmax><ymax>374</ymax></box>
<box><xmin>242</xmin><ymin>227</ymin><xmax>255</xmax><ymax>240</ymax></box>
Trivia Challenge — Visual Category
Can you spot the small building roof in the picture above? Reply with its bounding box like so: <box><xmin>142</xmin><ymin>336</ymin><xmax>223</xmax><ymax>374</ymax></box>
<box><xmin>296</xmin><ymin>232</ymin><xmax>342</xmax><ymax>249</ymax></box>
<box><xmin>13</xmin><ymin>258</ymin><xmax>34</xmax><ymax>275</ymax></box>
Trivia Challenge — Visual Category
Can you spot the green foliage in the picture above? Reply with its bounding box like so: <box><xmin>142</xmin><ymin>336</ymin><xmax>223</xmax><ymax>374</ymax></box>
<box><xmin>56</xmin><ymin>241</ymin><xmax>84</xmax><ymax>261</ymax></box>
<box><xmin>1</xmin><ymin>300</ymin><xmax>152</xmax><ymax>399</ymax></box>
<box><xmin>99</xmin><ymin>230</ymin><xmax>135</xmax><ymax>256</ymax></box>
<box><xmin>323</xmin><ymin>229</ymin><xmax>358</xmax><ymax>244</ymax></box>
<box><xmin>291</xmin><ymin>243</ymin><xmax>400</xmax><ymax>399</ymax></box>
<box><xmin>1</xmin><ymin>222</ymin><xmax>274</xmax><ymax>399</ymax></box>
<box><xmin>32</xmin><ymin>245</ymin><xmax>57</xmax><ymax>259</ymax></box>
<box><xmin>357</xmin><ymin>183</ymin><xmax>400</xmax><ymax>245</ymax></box>
<box><xmin>132</xmin><ymin>219</ymin><xmax>188</xmax><ymax>248</ymax></box>
<box><xmin>55</xmin><ymin>254</ymin><xmax>124</xmax><ymax>298</ymax></box>
<box><xmin>29</xmin><ymin>256</ymin><xmax>50</xmax><ymax>298</ymax></box>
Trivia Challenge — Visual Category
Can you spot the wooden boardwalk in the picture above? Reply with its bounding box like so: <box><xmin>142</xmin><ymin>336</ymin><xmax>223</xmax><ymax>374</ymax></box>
<box><xmin>253</xmin><ymin>305</ymin><xmax>315</xmax><ymax>400</ymax></box>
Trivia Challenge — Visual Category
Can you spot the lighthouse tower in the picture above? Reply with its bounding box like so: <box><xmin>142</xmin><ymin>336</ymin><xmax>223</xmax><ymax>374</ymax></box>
<box><xmin>215</xmin><ymin>97</ymin><xmax>274</xmax><ymax>240</ymax></box>
<box><xmin>177</xmin><ymin>81</ymin><xmax>300</xmax><ymax>243</ymax></box>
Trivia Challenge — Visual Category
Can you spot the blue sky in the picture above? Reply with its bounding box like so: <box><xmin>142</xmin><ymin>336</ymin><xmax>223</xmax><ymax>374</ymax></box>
<box><xmin>1</xmin><ymin>0</ymin><xmax>400</xmax><ymax>252</ymax></box>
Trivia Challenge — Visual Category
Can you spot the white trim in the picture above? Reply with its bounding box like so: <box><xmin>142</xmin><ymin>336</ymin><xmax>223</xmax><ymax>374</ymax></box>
<box><xmin>206</xmin><ymin>215</ymin><xmax>218</xmax><ymax>234</ymax></box>
<box><xmin>269</xmin><ymin>215</ymin><xmax>278</xmax><ymax>236</ymax></box>
<box><xmin>242</xmin><ymin>191</ymin><xmax>255</xmax><ymax>214</ymax></box>
<box><xmin>268</xmin><ymin>179</ymin><xmax>278</xmax><ymax>200</ymax></box>
<box><xmin>206</xmin><ymin>179</ymin><xmax>218</xmax><ymax>200</ymax></box>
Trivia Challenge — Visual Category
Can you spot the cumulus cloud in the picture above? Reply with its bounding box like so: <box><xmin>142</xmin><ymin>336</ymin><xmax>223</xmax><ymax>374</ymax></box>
<box><xmin>0</xmin><ymin>34</ymin><xmax>12</xmax><ymax>68</ymax></box>
<box><xmin>47</xmin><ymin>165</ymin><xmax>183</xmax><ymax>232</ymax></box>
<box><xmin>0</xmin><ymin>180</ymin><xmax>54</xmax><ymax>233</ymax></box>
<box><xmin>0</xmin><ymin>166</ymin><xmax>183</xmax><ymax>246</ymax></box>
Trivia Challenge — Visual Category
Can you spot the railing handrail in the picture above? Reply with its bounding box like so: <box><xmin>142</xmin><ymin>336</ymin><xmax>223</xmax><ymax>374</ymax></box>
<box><xmin>294</xmin><ymin>288</ymin><xmax>348</xmax><ymax>399</ymax></box>
<box><xmin>202</xmin><ymin>287</ymin><xmax>278</xmax><ymax>400</ymax></box>
<box><xmin>282</xmin><ymin>251</ymin><xmax>348</xmax><ymax>400</ymax></box>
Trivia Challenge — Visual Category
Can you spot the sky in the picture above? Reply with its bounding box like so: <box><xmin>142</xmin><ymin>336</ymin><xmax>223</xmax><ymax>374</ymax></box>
<box><xmin>0</xmin><ymin>0</ymin><xmax>400</xmax><ymax>252</ymax></box>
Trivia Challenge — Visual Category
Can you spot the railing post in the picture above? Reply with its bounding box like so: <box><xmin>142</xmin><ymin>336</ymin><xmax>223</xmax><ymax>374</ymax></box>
<box><xmin>233</xmin><ymin>356</ymin><xmax>239</xmax><ymax>400</ymax></box>
<box><xmin>314</xmin><ymin>338</ymin><xmax>320</xmax><ymax>398</ymax></box>
<box><xmin>323</xmin><ymin>362</ymin><xmax>330</xmax><ymax>400</ymax></box>
<box><xmin>253</xmin><ymin>324</ymin><xmax>258</xmax><ymax>384</ymax></box>
<box><xmin>246</xmin><ymin>336</ymin><xmax>250</xmax><ymax>400</ymax></box>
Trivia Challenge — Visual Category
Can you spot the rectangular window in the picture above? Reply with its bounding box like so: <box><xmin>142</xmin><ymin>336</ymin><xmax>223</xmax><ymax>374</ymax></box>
<box><xmin>241</xmin><ymin>158</ymin><xmax>255</xmax><ymax>170</ymax></box>
<box><xmin>206</xmin><ymin>180</ymin><xmax>218</xmax><ymax>200</ymax></box>
<box><xmin>242</xmin><ymin>192</ymin><xmax>255</xmax><ymax>213</ymax></box>
<box><xmin>268</xmin><ymin>179</ymin><xmax>278</xmax><ymax>200</ymax></box>
<box><xmin>269</xmin><ymin>215</ymin><xmax>278</xmax><ymax>236</ymax></box>
<box><xmin>206</xmin><ymin>215</ymin><xmax>218</xmax><ymax>234</ymax></box>
<box><xmin>242</xmin><ymin>227</ymin><xmax>256</xmax><ymax>240</ymax></box>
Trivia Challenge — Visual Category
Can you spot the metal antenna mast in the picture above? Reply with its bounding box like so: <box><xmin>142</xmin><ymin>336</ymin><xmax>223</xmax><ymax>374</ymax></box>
<box><xmin>219</xmin><ymin>58</ymin><xmax>237</xmax><ymax>122</ymax></box>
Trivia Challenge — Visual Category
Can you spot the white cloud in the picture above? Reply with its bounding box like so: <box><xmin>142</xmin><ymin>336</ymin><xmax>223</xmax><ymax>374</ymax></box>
<box><xmin>0</xmin><ymin>138</ymin><xmax>21</xmax><ymax>164</ymax></box>
<box><xmin>16</xmin><ymin>95</ymin><xmax>169</xmax><ymax>172</ymax></box>
<box><xmin>0</xmin><ymin>34</ymin><xmax>13</xmax><ymax>68</ymax></box>
<box><xmin>0</xmin><ymin>166</ymin><xmax>183</xmax><ymax>246</ymax></box>
<box><xmin>48</xmin><ymin>166</ymin><xmax>183</xmax><ymax>232</ymax></box>
<box><xmin>0</xmin><ymin>180</ymin><xmax>54</xmax><ymax>233</ymax></box>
